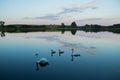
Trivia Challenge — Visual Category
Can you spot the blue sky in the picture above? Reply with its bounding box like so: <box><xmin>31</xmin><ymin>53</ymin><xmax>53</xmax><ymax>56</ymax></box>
<box><xmin>0</xmin><ymin>0</ymin><xmax>120</xmax><ymax>25</ymax></box>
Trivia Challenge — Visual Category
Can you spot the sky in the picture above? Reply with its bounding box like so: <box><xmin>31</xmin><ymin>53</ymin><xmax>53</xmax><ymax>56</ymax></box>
<box><xmin>0</xmin><ymin>0</ymin><xmax>120</xmax><ymax>25</ymax></box>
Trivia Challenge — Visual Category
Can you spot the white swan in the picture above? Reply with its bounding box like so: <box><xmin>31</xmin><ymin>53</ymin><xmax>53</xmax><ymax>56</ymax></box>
<box><xmin>36</xmin><ymin>58</ymin><xmax>49</xmax><ymax>66</ymax></box>
<box><xmin>71</xmin><ymin>49</ymin><xmax>80</xmax><ymax>61</ymax></box>
<box><xmin>71</xmin><ymin>53</ymin><xmax>80</xmax><ymax>57</ymax></box>
<box><xmin>35</xmin><ymin>53</ymin><xmax>49</xmax><ymax>67</ymax></box>
<box><xmin>51</xmin><ymin>49</ymin><xmax>56</xmax><ymax>54</ymax></box>
<box><xmin>51</xmin><ymin>49</ymin><xmax>56</xmax><ymax>56</ymax></box>
<box><xmin>71</xmin><ymin>49</ymin><xmax>80</xmax><ymax>57</ymax></box>
<box><xmin>59</xmin><ymin>49</ymin><xmax>64</xmax><ymax>56</ymax></box>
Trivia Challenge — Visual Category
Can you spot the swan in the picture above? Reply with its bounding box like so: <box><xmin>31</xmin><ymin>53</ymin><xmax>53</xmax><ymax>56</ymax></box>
<box><xmin>71</xmin><ymin>53</ymin><xmax>80</xmax><ymax>57</ymax></box>
<box><xmin>36</xmin><ymin>58</ymin><xmax>49</xmax><ymax>71</ymax></box>
<box><xmin>35</xmin><ymin>53</ymin><xmax>49</xmax><ymax>67</ymax></box>
<box><xmin>71</xmin><ymin>49</ymin><xmax>80</xmax><ymax>61</ymax></box>
<box><xmin>36</xmin><ymin>58</ymin><xmax>49</xmax><ymax>67</ymax></box>
<box><xmin>51</xmin><ymin>49</ymin><xmax>56</xmax><ymax>54</ymax></box>
<box><xmin>59</xmin><ymin>49</ymin><xmax>64</xmax><ymax>56</ymax></box>
<box><xmin>51</xmin><ymin>49</ymin><xmax>56</xmax><ymax>56</ymax></box>
<box><xmin>71</xmin><ymin>49</ymin><xmax>80</xmax><ymax>57</ymax></box>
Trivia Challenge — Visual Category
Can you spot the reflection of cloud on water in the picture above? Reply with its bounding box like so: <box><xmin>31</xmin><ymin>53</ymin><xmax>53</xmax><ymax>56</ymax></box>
<box><xmin>23</xmin><ymin>32</ymin><xmax>96</xmax><ymax>56</ymax></box>
<box><xmin>86</xmin><ymin>51</ymin><xmax>95</xmax><ymax>56</ymax></box>
<box><xmin>76</xmin><ymin>31</ymin><xmax>120</xmax><ymax>41</ymax></box>
<box><xmin>25</xmin><ymin>35</ymin><xmax>59</xmax><ymax>41</ymax></box>
<box><xmin>37</xmin><ymin>35</ymin><xmax>59</xmax><ymax>41</ymax></box>
<box><xmin>89</xmin><ymin>46</ymin><xmax>96</xmax><ymax>50</ymax></box>
<box><xmin>59</xmin><ymin>41</ymin><xmax>96</xmax><ymax>56</ymax></box>
<box><xmin>30</xmin><ymin>34</ymin><xmax>96</xmax><ymax>56</ymax></box>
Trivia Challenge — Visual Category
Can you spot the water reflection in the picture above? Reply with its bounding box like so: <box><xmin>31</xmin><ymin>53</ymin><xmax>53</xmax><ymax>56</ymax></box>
<box><xmin>61</xmin><ymin>29</ymin><xmax>65</xmax><ymax>34</ymax></box>
<box><xmin>32</xmin><ymin>34</ymin><xmax>96</xmax><ymax>56</ymax></box>
<box><xmin>1</xmin><ymin>30</ymin><xmax>5</xmax><ymax>37</ymax></box>
<box><xmin>0</xmin><ymin>31</ymin><xmax>120</xmax><ymax>80</ymax></box>
<box><xmin>70</xmin><ymin>30</ymin><xmax>77</xmax><ymax>35</ymax></box>
<box><xmin>61</xmin><ymin>42</ymin><xmax>96</xmax><ymax>56</ymax></box>
<box><xmin>61</xmin><ymin>29</ymin><xmax>77</xmax><ymax>35</ymax></box>
<box><xmin>65</xmin><ymin>29</ymin><xmax>120</xmax><ymax>35</ymax></box>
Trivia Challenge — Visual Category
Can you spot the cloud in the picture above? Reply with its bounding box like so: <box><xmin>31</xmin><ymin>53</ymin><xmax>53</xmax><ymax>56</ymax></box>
<box><xmin>23</xmin><ymin>14</ymin><xmax>59</xmax><ymax>20</ymax></box>
<box><xmin>23</xmin><ymin>6</ymin><xmax>98</xmax><ymax>20</ymax></box>
<box><xmin>59</xmin><ymin>8</ymin><xmax>80</xmax><ymax>14</ymax></box>
<box><xmin>76</xmin><ymin>18</ymin><xmax>120</xmax><ymax>25</ymax></box>
<box><xmin>56</xmin><ymin>0</ymin><xmax>98</xmax><ymax>15</ymax></box>
<box><xmin>91</xmin><ymin>6</ymin><xmax>98</xmax><ymax>9</ymax></box>
<box><xmin>23</xmin><ymin>0</ymin><xmax>98</xmax><ymax>20</ymax></box>
<box><xmin>35</xmin><ymin>14</ymin><xmax>59</xmax><ymax>20</ymax></box>
<box><xmin>58</xmin><ymin>6</ymin><xmax>98</xmax><ymax>15</ymax></box>
<box><xmin>76</xmin><ymin>18</ymin><xmax>102</xmax><ymax>22</ymax></box>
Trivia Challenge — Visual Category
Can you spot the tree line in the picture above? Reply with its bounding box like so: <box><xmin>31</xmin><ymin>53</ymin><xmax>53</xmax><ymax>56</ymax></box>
<box><xmin>0</xmin><ymin>21</ymin><xmax>120</xmax><ymax>33</ymax></box>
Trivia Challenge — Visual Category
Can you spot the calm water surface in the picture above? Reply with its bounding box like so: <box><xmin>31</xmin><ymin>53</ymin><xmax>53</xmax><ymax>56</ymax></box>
<box><xmin>0</xmin><ymin>31</ymin><xmax>120</xmax><ymax>80</ymax></box>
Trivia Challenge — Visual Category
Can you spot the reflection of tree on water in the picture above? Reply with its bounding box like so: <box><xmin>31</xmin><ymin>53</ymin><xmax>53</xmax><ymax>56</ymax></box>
<box><xmin>1</xmin><ymin>30</ymin><xmax>5</xmax><ymax>37</ymax></box>
<box><xmin>71</xmin><ymin>30</ymin><xmax>77</xmax><ymax>35</ymax></box>
<box><xmin>61</xmin><ymin>29</ymin><xmax>65</xmax><ymax>34</ymax></box>
<box><xmin>0</xmin><ymin>21</ymin><xmax>5</xmax><ymax>37</ymax></box>
<box><xmin>61</xmin><ymin>29</ymin><xmax>77</xmax><ymax>35</ymax></box>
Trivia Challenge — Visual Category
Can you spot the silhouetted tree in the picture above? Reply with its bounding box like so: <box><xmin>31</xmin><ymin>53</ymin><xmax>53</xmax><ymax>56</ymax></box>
<box><xmin>61</xmin><ymin>23</ymin><xmax>65</xmax><ymax>28</ymax></box>
<box><xmin>113</xmin><ymin>24</ymin><xmax>120</xmax><ymax>28</ymax></box>
<box><xmin>71</xmin><ymin>22</ymin><xmax>77</xmax><ymax>28</ymax></box>
<box><xmin>61</xmin><ymin>23</ymin><xmax>66</xmax><ymax>34</ymax></box>
<box><xmin>0</xmin><ymin>21</ymin><xmax>5</xmax><ymax>28</ymax></box>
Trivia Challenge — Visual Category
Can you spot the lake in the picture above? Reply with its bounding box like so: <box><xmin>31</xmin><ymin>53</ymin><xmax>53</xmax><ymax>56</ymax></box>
<box><xmin>0</xmin><ymin>31</ymin><xmax>120</xmax><ymax>80</ymax></box>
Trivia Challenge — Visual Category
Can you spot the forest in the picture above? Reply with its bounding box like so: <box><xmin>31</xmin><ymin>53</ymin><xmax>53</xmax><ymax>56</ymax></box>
<box><xmin>0</xmin><ymin>21</ymin><xmax>120</xmax><ymax>34</ymax></box>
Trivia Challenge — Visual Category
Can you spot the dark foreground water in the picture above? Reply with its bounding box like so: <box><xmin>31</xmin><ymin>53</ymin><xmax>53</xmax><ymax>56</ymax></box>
<box><xmin>0</xmin><ymin>31</ymin><xmax>120</xmax><ymax>80</ymax></box>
